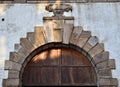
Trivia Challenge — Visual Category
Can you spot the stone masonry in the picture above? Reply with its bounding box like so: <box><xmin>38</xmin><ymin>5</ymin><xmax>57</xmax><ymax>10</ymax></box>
<box><xmin>2</xmin><ymin>3</ymin><xmax>118</xmax><ymax>87</ymax></box>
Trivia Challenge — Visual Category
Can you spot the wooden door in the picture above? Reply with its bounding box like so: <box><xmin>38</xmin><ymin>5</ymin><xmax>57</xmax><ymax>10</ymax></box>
<box><xmin>22</xmin><ymin>48</ymin><xmax>97</xmax><ymax>86</ymax></box>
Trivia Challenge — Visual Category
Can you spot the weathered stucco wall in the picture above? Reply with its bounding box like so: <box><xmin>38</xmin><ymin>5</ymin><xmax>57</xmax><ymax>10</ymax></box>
<box><xmin>0</xmin><ymin>3</ymin><xmax>120</xmax><ymax>87</ymax></box>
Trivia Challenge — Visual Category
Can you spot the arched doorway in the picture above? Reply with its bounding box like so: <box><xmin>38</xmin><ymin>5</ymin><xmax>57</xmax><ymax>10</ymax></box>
<box><xmin>22</xmin><ymin>47</ymin><xmax>97</xmax><ymax>86</ymax></box>
<box><xmin>2</xmin><ymin>4</ymin><xmax>118</xmax><ymax>87</ymax></box>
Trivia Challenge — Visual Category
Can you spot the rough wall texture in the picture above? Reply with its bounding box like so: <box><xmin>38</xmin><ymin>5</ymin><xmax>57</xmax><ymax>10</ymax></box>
<box><xmin>0</xmin><ymin>3</ymin><xmax>120</xmax><ymax>87</ymax></box>
<box><xmin>0</xmin><ymin>0</ymin><xmax>120</xmax><ymax>3</ymax></box>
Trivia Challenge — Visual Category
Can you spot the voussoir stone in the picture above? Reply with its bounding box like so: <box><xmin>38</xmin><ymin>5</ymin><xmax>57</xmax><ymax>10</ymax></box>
<box><xmin>35</xmin><ymin>26</ymin><xmax>46</xmax><ymax>45</ymax></box>
<box><xmin>63</xmin><ymin>24</ymin><xmax>73</xmax><ymax>44</ymax></box>
<box><xmin>8</xmin><ymin>70</ymin><xmax>19</xmax><ymax>79</ymax></box>
<box><xmin>17</xmin><ymin>46</ymin><xmax>30</xmax><ymax>58</ymax></box>
<box><xmin>10</xmin><ymin>52</ymin><xmax>25</xmax><ymax>64</ymax></box>
<box><xmin>83</xmin><ymin>36</ymin><xmax>98</xmax><ymax>52</ymax></box>
<box><xmin>108</xmin><ymin>59</ymin><xmax>116</xmax><ymax>69</ymax></box>
<box><xmin>99</xmin><ymin>78</ymin><xmax>118</xmax><ymax>86</ymax></box>
<box><xmin>77</xmin><ymin>31</ymin><xmax>91</xmax><ymax>48</ymax></box>
<box><xmin>20</xmin><ymin>38</ymin><xmax>35</xmax><ymax>52</ymax></box>
<box><xmin>88</xmin><ymin>43</ymin><xmax>104</xmax><ymax>57</ymax></box>
<box><xmin>44</xmin><ymin>20</ymin><xmax>55</xmax><ymax>42</ymax></box>
<box><xmin>3</xmin><ymin>79</ymin><xmax>19</xmax><ymax>87</ymax></box>
<box><xmin>14</xmin><ymin>44</ymin><xmax>22</xmax><ymax>52</ymax></box>
<box><xmin>70</xmin><ymin>26</ymin><xmax>83</xmax><ymax>45</ymax></box>
<box><xmin>5</xmin><ymin>60</ymin><xmax>21</xmax><ymax>71</ymax></box>
<box><xmin>96</xmin><ymin>59</ymin><xmax>116</xmax><ymax>69</ymax></box>
<box><xmin>93</xmin><ymin>51</ymin><xmax>109</xmax><ymax>64</ymax></box>
<box><xmin>27</xmin><ymin>32</ymin><xmax>37</xmax><ymax>48</ymax></box>
<box><xmin>96</xmin><ymin>60</ymin><xmax>108</xmax><ymax>69</ymax></box>
<box><xmin>98</xmin><ymin>68</ymin><xmax>112</xmax><ymax>77</ymax></box>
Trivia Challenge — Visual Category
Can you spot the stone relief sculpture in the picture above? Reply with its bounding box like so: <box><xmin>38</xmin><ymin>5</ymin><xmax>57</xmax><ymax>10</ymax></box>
<box><xmin>45</xmin><ymin>4</ymin><xmax>72</xmax><ymax>16</ymax></box>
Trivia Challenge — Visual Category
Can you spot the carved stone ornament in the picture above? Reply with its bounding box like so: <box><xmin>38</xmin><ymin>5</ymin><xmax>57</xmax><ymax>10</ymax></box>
<box><xmin>45</xmin><ymin>4</ymin><xmax>72</xmax><ymax>17</ymax></box>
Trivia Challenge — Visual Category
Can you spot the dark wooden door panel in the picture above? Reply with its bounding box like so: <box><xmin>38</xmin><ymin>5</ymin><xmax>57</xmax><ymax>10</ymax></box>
<box><xmin>22</xmin><ymin>48</ymin><xmax>97</xmax><ymax>86</ymax></box>
<box><xmin>61</xmin><ymin>48</ymin><xmax>91</xmax><ymax>66</ymax></box>
<box><xmin>23</xmin><ymin>67</ymin><xmax>59</xmax><ymax>86</ymax></box>
<box><xmin>61</xmin><ymin>67</ymin><xmax>96</xmax><ymax>85</ymax></box>
<box><xmin>29</xmin><ymin>49</ymin><xmax>60</xmax><ymax>66</ymax></box>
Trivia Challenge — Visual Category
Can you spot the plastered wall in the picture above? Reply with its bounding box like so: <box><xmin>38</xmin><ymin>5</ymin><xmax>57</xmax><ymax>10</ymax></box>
<box><xmin>0</xmin><ymin>3</ymin><xmax>120</xmax><ymax>87</ymax></box>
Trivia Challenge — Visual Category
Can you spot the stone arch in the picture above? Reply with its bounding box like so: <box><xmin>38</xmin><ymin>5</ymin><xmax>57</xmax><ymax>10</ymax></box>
<box><xmin>2</xmin><ymin>3</ymin><xmax>118</xmax><ymax>87</ymax></box>
<box><xmin>2</xmin><ymin>24</ymin><xmax>118</xmax><ymax>87</ymax></box>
